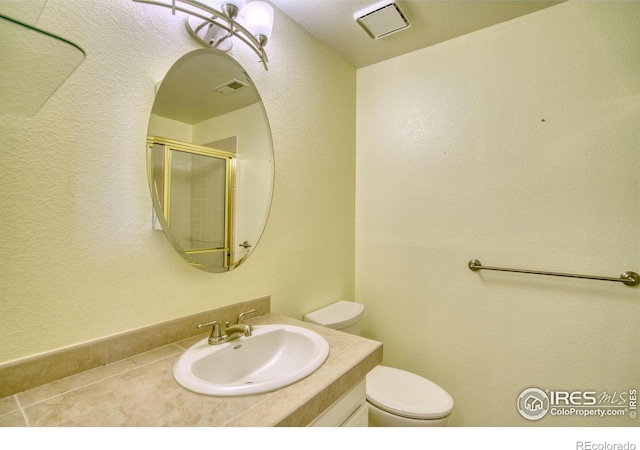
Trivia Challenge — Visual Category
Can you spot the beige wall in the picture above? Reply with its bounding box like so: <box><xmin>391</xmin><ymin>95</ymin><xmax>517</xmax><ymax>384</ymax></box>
<box><xmin>356</xmin><ymin>2</ymin><xmax>640</xmax><ymax>426</ymax></box>
<box><xmin>3</xmin><ymin>0</ymin><xmax>639</xmax><ymax>429</ymax></box>
<box><xmin>0</xmin><ymin>0</ymin><xmax>356</xmax><ymax>363</ymax></box>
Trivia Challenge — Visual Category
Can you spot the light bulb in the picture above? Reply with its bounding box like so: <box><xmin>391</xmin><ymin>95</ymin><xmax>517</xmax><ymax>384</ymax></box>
<box><xmin>243</xmin><ymin>1</ymin><xmax>274</xmax><ymax>40</ymax></box>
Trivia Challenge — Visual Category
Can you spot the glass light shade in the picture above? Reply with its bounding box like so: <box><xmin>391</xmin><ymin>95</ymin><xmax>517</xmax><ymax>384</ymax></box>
<box><xmin>243</xmin><ymin>1</ymin><xmax>274</xmax><ymax>38</ymax></box>
<box><xmin>222</xmin><ymin>0</ymin><xmax>245</xmax><ymax>10</ymax></box>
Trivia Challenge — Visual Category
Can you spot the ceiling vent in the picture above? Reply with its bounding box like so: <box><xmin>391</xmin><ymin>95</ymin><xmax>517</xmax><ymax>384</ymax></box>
<box><xmin>354</xmin><ymin>1</ymin><xmax>413</xmax><ymax>40</ymax></box>
<box><xmin>214</xmin><ymin>79</ymin><xmax>248</xmax><ymax>95</ymax></box>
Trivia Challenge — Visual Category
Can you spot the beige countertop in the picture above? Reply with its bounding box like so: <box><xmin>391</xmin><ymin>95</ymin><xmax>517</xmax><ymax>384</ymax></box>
<box><xmin>0</xmin><ymin>313</ymin><xmax>382</xmax><ymax>427</ymax></box>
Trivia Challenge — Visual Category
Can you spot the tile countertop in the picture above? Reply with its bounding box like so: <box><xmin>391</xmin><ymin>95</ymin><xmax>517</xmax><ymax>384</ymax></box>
<box><xmin>0</xmin><ymin>314</ymin><xmax>382</xmax><ymax>427</ymax></box>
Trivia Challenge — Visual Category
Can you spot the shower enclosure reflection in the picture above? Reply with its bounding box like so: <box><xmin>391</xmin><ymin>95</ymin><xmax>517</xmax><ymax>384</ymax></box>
<box><xmin>149</xmin><ymin>138</ymin><xmax>235</xmax><ymax>269</ymax></box>
<box><xmin>147</xmin><ymin>49</ymin><xmax>274</xmax><ymax>272</ymax></box>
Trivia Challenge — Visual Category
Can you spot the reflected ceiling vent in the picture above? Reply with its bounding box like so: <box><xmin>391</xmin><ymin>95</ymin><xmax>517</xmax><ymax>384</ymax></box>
<box><xmin>214</xmin><ymin>79</ymin><xmax>248</xmax><ymax>95</ymax></box>
<box><xmin>354</xmin><ymin>0</ymin><xmax>413</xmax><ymax>40</ymax></box>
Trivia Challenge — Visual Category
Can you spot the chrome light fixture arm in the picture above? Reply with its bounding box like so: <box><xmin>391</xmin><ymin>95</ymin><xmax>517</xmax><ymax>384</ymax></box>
<box><xmin>133</xmin><ymin>0</ymin><xmax>270</xmax><ymax>70</ymax></box>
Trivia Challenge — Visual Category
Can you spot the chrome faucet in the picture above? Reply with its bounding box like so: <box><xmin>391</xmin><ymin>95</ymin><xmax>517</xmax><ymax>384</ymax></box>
<box><xmin>223</xmin><ymin>323</ymin><xmax>253</xmax><ymax>341</ymax></box>
<box><xmin>196</xmin><ymin>308</ymin><xmax>257</xmax><ymax>345</ymax></box>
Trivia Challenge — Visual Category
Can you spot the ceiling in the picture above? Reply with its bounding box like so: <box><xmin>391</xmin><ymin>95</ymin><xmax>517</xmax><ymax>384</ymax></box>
<box><xmin>269</xmin><ymin>0</ymin><xmax>563</xmax><ymax>68</ymax></box>
<box><xmin>153</xmin><ymin>51</ymin><xmax>260</xmax><ymax>124</ymax></box>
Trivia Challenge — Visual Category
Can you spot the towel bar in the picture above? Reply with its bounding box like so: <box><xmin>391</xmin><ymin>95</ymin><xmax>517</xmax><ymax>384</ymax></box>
<box><xmin>468</xmin><ymin>259</ymin><xmax>639</xmax><ymax>287</ymax></box>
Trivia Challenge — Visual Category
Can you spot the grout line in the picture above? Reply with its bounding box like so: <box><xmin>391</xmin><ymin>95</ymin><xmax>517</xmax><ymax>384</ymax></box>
<box><xmin>20</xmin><ymin>343</ymin><xmax>184</xmax><ymax>410</ymax></box>
<box><xmin>219</xmin><ymin>391</ymin><xmax>276</xmax><ymax>427</ymax></box>
<box><xmin>14</xmin><ymin>395</ymin><xmax>31</xmax><ymax>427</ymax></box>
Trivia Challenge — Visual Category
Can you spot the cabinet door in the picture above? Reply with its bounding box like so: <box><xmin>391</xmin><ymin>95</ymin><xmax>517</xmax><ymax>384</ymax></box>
<box><xmin>341</xmin><ymin>403</ymin><xmax>369</xmax><ymax>427</ymax></box>
<box><xmin>309</xmin><ymin>380</ymin><xmax>367</xmax><ymax>427</ymax></box>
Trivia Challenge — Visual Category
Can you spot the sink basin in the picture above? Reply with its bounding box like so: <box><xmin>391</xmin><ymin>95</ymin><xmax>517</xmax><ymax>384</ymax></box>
<box><xmin>173</xmin><ymin>324</ymin><xmax>330</xmax><ymax>396</ymax></box>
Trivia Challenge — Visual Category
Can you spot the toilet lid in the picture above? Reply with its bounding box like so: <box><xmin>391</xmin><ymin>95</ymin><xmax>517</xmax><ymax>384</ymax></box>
<box><xmin>366</xmin><ymin>366</ymin><xmax>454</xmax><ymax>420</ymax></box>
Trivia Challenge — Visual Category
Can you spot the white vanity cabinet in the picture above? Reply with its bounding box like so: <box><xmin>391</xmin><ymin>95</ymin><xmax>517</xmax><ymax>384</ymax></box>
<box><xmin>309</xmin><ymin>379</ymin><xmax>368</xmax><ymax>427</ymax></box>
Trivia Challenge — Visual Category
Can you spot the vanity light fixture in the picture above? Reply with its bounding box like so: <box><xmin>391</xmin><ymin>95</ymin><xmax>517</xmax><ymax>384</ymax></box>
<box><xmin>133</xmin><ymin>0</ymin><xmax>274</xmax><ymax>70</ymax></box>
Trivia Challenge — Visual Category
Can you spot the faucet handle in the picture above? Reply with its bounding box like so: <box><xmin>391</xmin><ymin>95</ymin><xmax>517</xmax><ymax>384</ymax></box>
<box><xmin>196</xmin><ymin>320</ymin><xmax>217</xmax><ymax>329</ymax></box>
<box><xmin>237</xmin><ymin>309</ymin><xmax>257</xmax><ymax>327</ymax></box>
<box><xmin>197</xmin><ymin>320</ymin><xmax>222</xmax><ymax>339</ymax></box>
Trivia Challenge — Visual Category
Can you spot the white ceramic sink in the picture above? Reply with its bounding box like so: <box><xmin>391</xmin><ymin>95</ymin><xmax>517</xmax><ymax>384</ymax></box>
<box><xmin>173</xmin><ymin>324</ymin><xmax>330</xmax><ymax>396</ymax></box>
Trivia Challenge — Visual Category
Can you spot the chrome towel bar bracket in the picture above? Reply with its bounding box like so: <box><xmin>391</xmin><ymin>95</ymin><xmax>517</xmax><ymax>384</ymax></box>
<box><xmin>468</xmin><ymin>259</ymin><xmax>640</xmax><ymax>287</ymax></box>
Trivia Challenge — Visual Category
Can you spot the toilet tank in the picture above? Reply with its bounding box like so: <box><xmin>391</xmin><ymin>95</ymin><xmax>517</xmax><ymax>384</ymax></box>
<box><xmin>303</xmin><ymin>301</ymin><xmax>364</xmax><ymax>336</ymax></box>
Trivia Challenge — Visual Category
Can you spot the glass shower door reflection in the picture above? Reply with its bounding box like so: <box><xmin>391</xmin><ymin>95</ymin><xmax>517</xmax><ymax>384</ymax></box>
<box><xmin>170</xmin><ymin>150</ymin><xmax>231</xmax><ymax>269</ymax></box>
<box><xmin>147</xmin><ymin>137</ymin><xmax>235</xmax><ymax>271</ymax></box>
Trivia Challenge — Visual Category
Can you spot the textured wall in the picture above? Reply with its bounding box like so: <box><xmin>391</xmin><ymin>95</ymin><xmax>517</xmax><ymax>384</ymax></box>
<box><xmin>356</xmin><ymin>2</ymin><xmax>640</xmax><ymax>426</ymax></box>
<box><xmin>0</xmin><ymin>0</ymin><xmax>356</xmax><ymax>363</ymax></box>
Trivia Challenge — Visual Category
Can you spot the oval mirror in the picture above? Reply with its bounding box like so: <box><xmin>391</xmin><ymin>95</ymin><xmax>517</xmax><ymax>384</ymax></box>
<box><xmin>147</xmin><ymin>49</ymin><xmax>274</xmax><ymax>272</ymax></box>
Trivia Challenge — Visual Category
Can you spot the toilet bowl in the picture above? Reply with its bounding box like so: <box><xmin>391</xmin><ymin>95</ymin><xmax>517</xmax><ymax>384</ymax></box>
<box><xmin>304</xmin><ymin>301</ymin><xmax>453</xmax><ymax>427</ymax></box>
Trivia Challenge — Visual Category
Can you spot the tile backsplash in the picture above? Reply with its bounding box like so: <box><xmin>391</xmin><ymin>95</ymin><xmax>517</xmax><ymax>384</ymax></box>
<box><xmin>0</xmin><ymin>296</ymin><xmax>270</xmax><ymax>398</ymax></box>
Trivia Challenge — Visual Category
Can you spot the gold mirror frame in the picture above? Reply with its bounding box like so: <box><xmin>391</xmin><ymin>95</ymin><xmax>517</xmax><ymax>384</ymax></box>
<box><xmin>147</xmin><ymin>49</ymin><xmax>274</xmax><ymax>272</ymax></box>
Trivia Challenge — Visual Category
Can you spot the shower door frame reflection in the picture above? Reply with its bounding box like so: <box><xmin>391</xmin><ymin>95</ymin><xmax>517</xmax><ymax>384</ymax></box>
<box><xmin>148</xmin><ymin>136</ymin><xmax>236</xmax><ymax>270</ymax></box>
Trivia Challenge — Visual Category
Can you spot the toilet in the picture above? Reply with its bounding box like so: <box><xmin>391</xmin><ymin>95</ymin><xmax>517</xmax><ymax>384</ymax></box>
<box><xmin>304</xmin><ymin>300</ymin><xmax>454</xmax><ymax>427</ymax></box>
